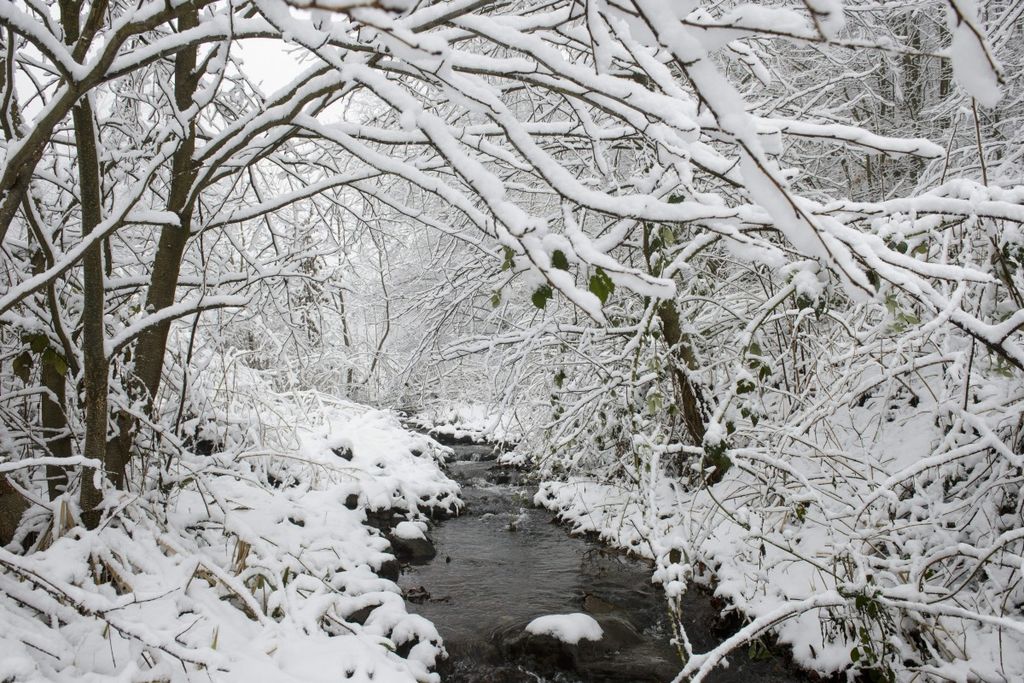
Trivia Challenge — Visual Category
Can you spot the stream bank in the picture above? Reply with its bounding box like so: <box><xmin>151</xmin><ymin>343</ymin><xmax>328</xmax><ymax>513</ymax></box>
<box><xmin>398</xmin><ymin>444</ymin><xmax>813</xmax><ymax>682</ymax></box>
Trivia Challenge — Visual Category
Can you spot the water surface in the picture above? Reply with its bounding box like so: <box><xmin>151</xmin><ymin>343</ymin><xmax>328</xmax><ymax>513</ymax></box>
<box><xmin>401</xmin><ymin>447</ymin><xmax>810</xmax><ymax>682</ymax></box>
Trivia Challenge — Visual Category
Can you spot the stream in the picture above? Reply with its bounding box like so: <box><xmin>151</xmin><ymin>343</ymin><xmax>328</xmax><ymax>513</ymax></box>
<box><xmin>400</xmin><ymin>444</ymin><xmax>813</xmax><ymax>682</ymax></box>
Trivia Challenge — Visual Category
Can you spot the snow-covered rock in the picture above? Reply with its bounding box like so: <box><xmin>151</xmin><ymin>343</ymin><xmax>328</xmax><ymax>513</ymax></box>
<box><xmin>525</xmin><ymin>613</ymin><xmax>603</xmax><ymax>644</ymax></box>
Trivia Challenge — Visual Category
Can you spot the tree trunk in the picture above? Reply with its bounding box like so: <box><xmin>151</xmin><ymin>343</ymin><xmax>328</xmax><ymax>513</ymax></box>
<box><xmin>24</xmin><ymin>208</ymin><xmax>78</xmax><ymax>502</ymax></box>
<box><xmin>61</xmin><ymin>0</ymin><xmax>108</xmax><ymax>529</ymax></box>
<box><xmin>107</xmin><ymin>7</ymin><xmax>199</xmax><ymax>473</ymax></box>
<box><xmin>25</xmin><ymin>238</ymin><xmax>76</xmax><ymax>501</ymax></box>
<box><xmin>642</xmin><ymin>224</ymin><xmax>729</xmax><ymax>482</ymax></box>
<box><xmin>655</xmin><ymin>298</ymin><xmax>708</xmax><ymax>445</ymax></box>
<box><xmin>0</xmin><ymin>478</ymin><xmax>28</xmax><ymax>545</ymax></box>
<box><xmin>41</xmin><ymin>337</ymin><xmax>72</xmax><ymax>500</ymax></box>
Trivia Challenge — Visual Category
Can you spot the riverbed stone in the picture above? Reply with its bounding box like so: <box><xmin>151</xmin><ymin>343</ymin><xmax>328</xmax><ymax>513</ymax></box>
<box><xmin>491</xmin><ymin>612</ymin><xmax>652</xmax><ymax>677</ymax></box>
<box><xmin>593</xmin><ymin>614</ymin><xmax>644</xmax><ymax>649</ymax></box>
<box><xmin>498</xmin><ymin>629</ymin><xmax>584</xmax><ymax>669</ymax></box>
<box><xmin>485</xmin><ymin>468</ymin><xmax>512</xmax><ymax>485</ymax></box>
<box><xmin>582</xmin><ymin>592</ymin><xmax>621</xmax><ymax>614</ymax></box>
<box><xmin>365</xmin><ymin>507</ymin><xmax>400</xmax><ymax>531</ymax></box>
<box><xmin>376</xmin><ymin>557</ymin><xmax>400</xmax><ymax>581</ymax></box>
<box><xmin>389</xmin><ymin>534</ymin><xmax>437</xmax><ymax>562</ymax></box>
<box><xmin>345</xmin><ymin>603</ymin><xmax>379</xmax><ymax>625</ymax></box>
<box><xmin>425</xmin><ymin>501</ymin><xmax>460</xmax><ymax>520</ymax></box>
<box><xmin>428</xmin><ymin>430</ymin><xmax>480</xmax><ymax>446</ymax></box>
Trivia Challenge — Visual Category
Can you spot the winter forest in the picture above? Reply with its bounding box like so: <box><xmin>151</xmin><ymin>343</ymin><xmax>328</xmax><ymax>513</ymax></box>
<box><xmin>1</xmin><ymin>0</ymin><xmax>1023</xmax><ymax>681</ymax></box>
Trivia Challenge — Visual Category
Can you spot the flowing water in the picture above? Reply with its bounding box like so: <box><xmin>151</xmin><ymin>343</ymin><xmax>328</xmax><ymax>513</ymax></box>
<box><xmin>400</xmin><ymin>444</ymin><xmax>811</xmax><ymax>682</ymax></box>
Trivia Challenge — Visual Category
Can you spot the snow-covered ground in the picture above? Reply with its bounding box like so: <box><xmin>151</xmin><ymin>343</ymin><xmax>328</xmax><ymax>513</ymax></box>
<box><xmin>1</xmin><ymin>374</ymin><xmax>460</xmax><ymax>682</ymax></box>
<box><xmin>407</xmin><ymin>401</ymin><xmax>523</xmax><ymax>445</ymax></box>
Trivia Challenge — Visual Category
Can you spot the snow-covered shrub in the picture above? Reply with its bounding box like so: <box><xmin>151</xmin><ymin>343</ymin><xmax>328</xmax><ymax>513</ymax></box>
<box><xmin>1</xmin><ymin>348</ymin><xmax>458</xmax><ymax>681</ymax></box>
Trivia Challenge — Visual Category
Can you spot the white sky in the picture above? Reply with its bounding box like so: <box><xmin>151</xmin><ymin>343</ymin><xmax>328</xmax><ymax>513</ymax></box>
<box><xmin>236</xmin><ymin>38</ymin><xmax>307</xmax><ymax>97</ymax></box>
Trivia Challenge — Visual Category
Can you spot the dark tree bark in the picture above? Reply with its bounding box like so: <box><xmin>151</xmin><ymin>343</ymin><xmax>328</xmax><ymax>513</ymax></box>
<box><xmin>31</xmin><ymin>250</ymin><xmax>74</xmax><ymax>501</ymax></box>
<box><xmin>41</xmin><ymin>357</ymin><xmax>72</xmax><ymax>500</ymax></box>
<box><xmin>0</xmin><ymin>478</ymin><xmax>28</xmax><ymax>545</ymax></box>
<box><xmin>642</xmin><ymin>223</ymin><xmax>729</xmax><ymax>482</ymax></box>
<box><xmin>106</xmin><ymin>6</ymin><xmax>200</xmax><ymax>474</ymax></box>
<box><xmin>61</xmin><ymin>0</ymin><xmax>108</xmax><ymax>528</ymax></box>
<box><xmin>1</xmin><ymin>35</ymin><xmax>74</xmax><ymax>505</ymax></box>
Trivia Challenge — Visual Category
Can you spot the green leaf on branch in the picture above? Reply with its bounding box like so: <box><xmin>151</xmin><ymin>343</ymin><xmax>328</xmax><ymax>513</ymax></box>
<box><xmin>13</xmin><ymin>351</ymin><xmax>33</xmax><ymax>383</ymax></box>
<box><xmin>588</xmin><ymin>268</ymin><xmax>614</xmax><ymax>305</ymax></box>
<box><xmin>42</xmin><ymin>347</ymin><xmax>68</xmax><ymax>377</ymax></box>
<box><xmin>866</xmin><ymin>269</ymin><xmax>880</xmax><ymax>289</ymax></box>
<box><xmin>501</xmin><ymin>246</ymin><xmax>515</xmax><ymax>272</ymax></box>
<box><xmin>551</xmin><ymin>250</ymin><xmax>569</xmax><ymax>271</ymax></box>
<box><xmin>742</xmin><ymin>406</ymin><xmax>761</xmax><ymax>427</ymax></box>
<box><xmin>532</xmin><ymin>285</ymin><xmax>553</xmax><ymax>309</ymax></box>
<box><xmin>796</xmin><ymin>293</ymin><xmax>816</xmax><ymax>310</ymax></box>
<box><xmin>27</xmin><ymin>334</ymin><xmax>48</xmax><ymax>354</ymax></box>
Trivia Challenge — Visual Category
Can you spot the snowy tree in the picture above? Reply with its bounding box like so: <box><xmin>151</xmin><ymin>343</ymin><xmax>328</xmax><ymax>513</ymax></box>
<box><xmin>1</xmin><ymin>0</ymin><xmax>1023</xmax><ymax>681</ymax></box>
